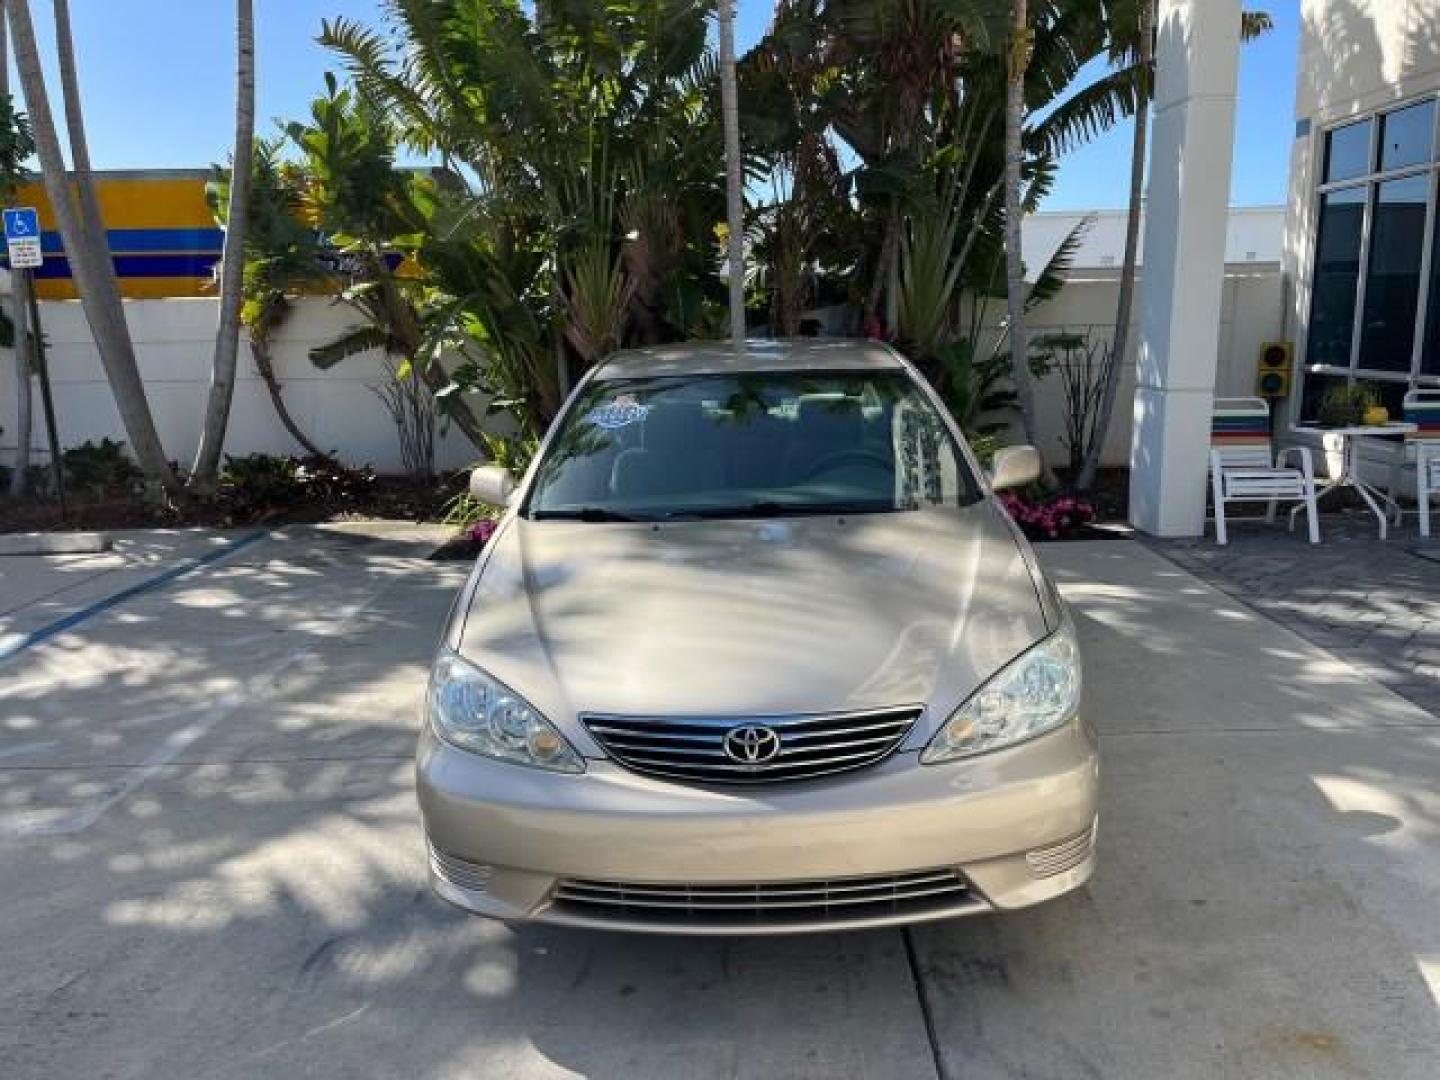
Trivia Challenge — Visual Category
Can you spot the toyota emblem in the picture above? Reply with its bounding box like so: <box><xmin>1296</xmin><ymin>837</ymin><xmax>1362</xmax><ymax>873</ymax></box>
<box><xmin>722</xmin><ymin>724</ymin><xmax>782</xmax><ymax>766</ymax></box>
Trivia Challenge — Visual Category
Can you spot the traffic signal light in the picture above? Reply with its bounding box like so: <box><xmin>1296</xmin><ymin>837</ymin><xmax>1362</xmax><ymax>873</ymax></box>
<box><xmin>1255</xmin><ymin>342</ymin><xmax>1293</xmax><ymax>399</ymax></box>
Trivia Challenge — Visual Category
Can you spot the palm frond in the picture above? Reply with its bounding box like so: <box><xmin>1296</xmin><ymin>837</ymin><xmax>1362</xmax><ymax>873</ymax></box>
<box><xmin>1031</xmin><ymin>62</ymin><xmax>1145</xmax><ymax>157</ymax></box>
<box><xmin>1026</xmin><ymin>214</ymin><xmax>1094</xmax><ymax>313</ymax></box>
<box><xmin>1241</xmin><ymin>11</ymin><xmax>1274</xmax><ymax>42</ymax></box>
<box><xmin>309</xmin><ymin>324</ymin><xmax>394</xmax><ymax>370</ymax></box>
<box><xmin>319</xmin><ymin>17</ymin><xmax>441</xmax><ymax>155</ymax></box>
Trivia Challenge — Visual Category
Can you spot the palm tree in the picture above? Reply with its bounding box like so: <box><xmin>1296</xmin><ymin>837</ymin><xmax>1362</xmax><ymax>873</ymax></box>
<box><xmin>719</xmin><ymin>0</ymin><xmax>745</xmax><ymax>346</ymax></box>
<box><xmin>6</xmin><ymin>0</ymin><xmax>177</xmax><ymax>493</ymax></box>
<box><xmin>1075</xmin><ymin>0</ymin><xmax>1151</xmax><ymax>491</ymax></box>
<box><xmin>282</xmin><ymin>75</ymin><xmax>497</xmax><ymax>449</ymax></box>
<box><xmin>191</xmin><ymin>0</ymin><xmax>255</xmax><ymax>489</ymax></box>
<box><xmin>208</xmin><ymin>142</ymin><xmax>326</xmax><ymax>458</ymax></box>
<box><xmin>321</xmin><ymin>0</ymin><xmax>727</xmax><ymax>431</ymax></box>
<box><xmin>1004</xmin><ymin>0</ymin><xmax>1039</xmax><ymax>446</ymax></box>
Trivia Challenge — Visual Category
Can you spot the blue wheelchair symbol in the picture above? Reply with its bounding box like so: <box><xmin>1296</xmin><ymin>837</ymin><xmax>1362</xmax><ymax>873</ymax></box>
<box><xmin>4</xmin><ymin>208</ymin><xmax>38</xmax><ymax>240</ymax></box>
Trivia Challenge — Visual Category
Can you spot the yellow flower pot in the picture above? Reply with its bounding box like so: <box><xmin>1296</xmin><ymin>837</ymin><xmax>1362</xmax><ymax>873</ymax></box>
<box><xmin>1362</xmin><ymin>405</ymin><xmax>1390</xmax><ymax>426</ymax></box>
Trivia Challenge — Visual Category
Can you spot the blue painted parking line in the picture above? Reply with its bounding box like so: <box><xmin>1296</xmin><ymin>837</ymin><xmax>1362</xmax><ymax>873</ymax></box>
<box><xmin>0</xmin><ymin>530</ymin><xmax>269</xmax><ymax>665</ymax></box>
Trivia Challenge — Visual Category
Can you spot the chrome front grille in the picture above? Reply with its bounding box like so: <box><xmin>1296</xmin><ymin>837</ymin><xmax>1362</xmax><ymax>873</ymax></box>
<box><xmin>582</xmin><ymin>707</ymin><xmax>922</xmax><ymax>785</ymax></box>
<box><xmin>551</xmin><ymin>868</ymin><xmax>974</xmax><ymax>929</ymax></box>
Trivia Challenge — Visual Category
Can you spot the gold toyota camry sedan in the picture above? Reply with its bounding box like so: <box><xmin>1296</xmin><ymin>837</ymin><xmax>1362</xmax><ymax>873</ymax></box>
<box><xmin>419</xmin><ymin>339</ymin><xmax>1098</xmax><ymax>934</ymax></box>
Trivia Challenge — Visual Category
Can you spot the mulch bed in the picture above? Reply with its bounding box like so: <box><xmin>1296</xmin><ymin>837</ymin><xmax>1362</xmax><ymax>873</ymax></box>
<box><xmin>0</xmin><ymin>476</ymin><xmax>462</xmax><ymax>535</ymax></box>
<box><xmin>428</xmin><ymin>531</ymin><xmax>488</xmax><ymax>561</ymax></box>
<box><xmin>3</xmin><ymin>465</ymin><xmax>1140</xmax><ymax>554</ymax></box>
<box><xmin>1024</xmin><ymin>523</ymin><xmax>1130</xmax><ymax>543</ymax></box>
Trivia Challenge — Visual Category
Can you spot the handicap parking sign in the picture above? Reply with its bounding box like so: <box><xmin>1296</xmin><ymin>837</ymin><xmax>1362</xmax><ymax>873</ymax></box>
<box><xmin>4</xmin><ymin>207</ymin><xmax>42</xmax><ymax>268</ymax></box>
<box><xmin>4</xmin><ymin>207</ymin><xmax>38</xmax><ymax>240</ymax></box>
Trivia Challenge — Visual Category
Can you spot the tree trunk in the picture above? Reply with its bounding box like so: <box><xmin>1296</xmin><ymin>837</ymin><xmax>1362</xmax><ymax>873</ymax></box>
<box><xmin>864</xmin><ymin>200</ymin><xmax>899</xmax><ymax>336</ymax></box>
<box><xmin>718</xmin><ymin>0</ymin><xmax>745</xmax><ymax>348</ymax></box>
<box><xmin>29</xmin><ymin>274</ymin><xmax>64</xmax><ymax>509</ymax></box>
<box><xmin>1077</xmin><ymin>0</ymin><xmax>1154</xmax><ymax>492</ymax></box>
<box><xmin>0</xmin><ymin>0</ymin><xmax>29</xmax><ymax>500</ymax></box>
<box><xmin>1004</xmin><ymin>0</ymin><xmax>1039</xmax><ymax>448</ymax></box>
<box><xmin>365</xmin><ymin>248</ymin><xmax>492</xmax><ymax>454</ymax></box>
<box><xmin>54</xmin><ymin>0</ymin><xmax>136</xmax><ymax>398</ymax></box>
<box><xmin>251</xmin><ymin>299</ymin><xmax>324</xmax><ymax>459</ymax></box>
<box><xmin>7</xmin><ymin>272</ymin><xmax>33</xmax><ymax>498</ymax></box>
<box><xmin>418</xmin><ymin>358</ymin><xmax>492</xmax><ymax>452</ymax></box>
<box><xmin>7</xmin><ymin>0</ymin><xmax>178</xmax><ymax>493</ymax></box>
<box><xmin>191</xmin><ymin>0</ymin><xmax>254</xmax><ymax>489</ymax></box>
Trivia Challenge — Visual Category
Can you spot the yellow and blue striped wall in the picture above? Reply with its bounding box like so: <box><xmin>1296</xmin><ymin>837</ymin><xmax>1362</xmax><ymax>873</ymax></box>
<box><xmin>6</xmin><ymin>170</ymin><xmax>222</xmax><ymax>300</ymax></box>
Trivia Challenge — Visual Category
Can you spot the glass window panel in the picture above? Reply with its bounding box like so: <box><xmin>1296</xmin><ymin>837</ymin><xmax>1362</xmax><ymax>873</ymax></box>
<box><xmin>1379</xmin><ymin>101</ymin><xmax>1436</xmax><ymax>171</ymax></box>
<box><xmin>1421</xmin><ymin>188</ymin><xmax>1440</xmax><ymax>377</ymax></box>
<box><xmin>1358</xmin><ymin>175</ymin><xmax>1429</xmax><ymax>372</ymax></box>
<box><xmin>1305</xmin><ymin>186</ymin><xmax>1367</xmax><ymax>368</ymax></box>
<box><xmin>1324</xmin><ymin>120</ymin><xmax>1373</xmax><ymax>183</ymax></box>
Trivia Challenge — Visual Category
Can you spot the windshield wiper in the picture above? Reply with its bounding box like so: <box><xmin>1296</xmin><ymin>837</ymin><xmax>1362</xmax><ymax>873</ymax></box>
<box><xmin>530</xmin><ymin>507</ymin><xmax>650</xmax><ymax>522</ymax></box>
<box><xmin>666</xmin><ymin>501</ymin><xmax>893</xmax><ymax>520</ymax></box>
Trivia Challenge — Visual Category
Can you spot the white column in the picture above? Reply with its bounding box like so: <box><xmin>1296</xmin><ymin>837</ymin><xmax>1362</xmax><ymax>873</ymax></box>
<box><xmin>1129</xmin><ymin>0</ymin><xmax>1242</xmax><ymax>537</ymax></box>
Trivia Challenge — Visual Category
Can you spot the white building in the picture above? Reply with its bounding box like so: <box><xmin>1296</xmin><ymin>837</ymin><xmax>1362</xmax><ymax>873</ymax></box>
<box><xmin>1283</xmin><ymin>0</ymin><xmax>1440</xmax><ymax>431</ymax></box>
<box><xmin>1127</xmin><ymin>0</ymin><xmax>1440</xmax><ymax>535</ymax></box>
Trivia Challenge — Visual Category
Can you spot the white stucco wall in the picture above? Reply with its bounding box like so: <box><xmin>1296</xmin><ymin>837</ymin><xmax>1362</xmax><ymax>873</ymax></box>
<box><xmin>0</xmin><ymin>266</ymin><xmax>1284</xmax><ymax>478</ymax></box>
<box><xmin>977</xmin><ymin>262</ymin><xmax>1285</xmax><ymax>468</ymax></box>
<box><xmin>0</xmin><ymin>296</ymin><xmax>491</xmax><ymax>476</ymax></box>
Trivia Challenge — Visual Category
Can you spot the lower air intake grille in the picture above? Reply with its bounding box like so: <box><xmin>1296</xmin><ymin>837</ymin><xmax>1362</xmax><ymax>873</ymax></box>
<box><xmin>582</xmin><ymin>707</ymin><xmax>921</xmax><ymax>785</ymax></box>
<box><xmin>1025</xmin><ymin>823</ymin><xmax>1096</xmax><ymax>878</ymax></box>
<box><xmin>551</xmin><ymin>868</ymin><xmax>972</xmax><ymax>928</ymax></box>
<box><xmin>429</xmin><ymin>844</ymin><xmax>493</xmax><ymax>894</ymax></box>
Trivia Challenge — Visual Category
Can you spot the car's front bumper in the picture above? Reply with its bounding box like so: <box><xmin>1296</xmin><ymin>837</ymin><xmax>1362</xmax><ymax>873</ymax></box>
<box><xmin>416</xmin><ymin>717</ymin><xmax>1099</xmax><ymax>934</ymax></box>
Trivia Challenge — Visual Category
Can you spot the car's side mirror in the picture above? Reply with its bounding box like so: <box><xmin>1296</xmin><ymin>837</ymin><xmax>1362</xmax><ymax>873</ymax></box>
<box><xmin>988</xmin><ymin>445</ymin><xmax>1042</xmax><ymax>491</ymax></box>
<box><xmin>470</xmin><ymin>464</ymin><xmax>517</xmax><ymax>507</ymax></box>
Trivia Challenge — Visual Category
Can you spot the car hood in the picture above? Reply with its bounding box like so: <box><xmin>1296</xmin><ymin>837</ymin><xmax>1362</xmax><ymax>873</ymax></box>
<box><xmin>455</xmin><ymin>503</ymin><xmax>1049</xmax><ymax>743</ymax></box>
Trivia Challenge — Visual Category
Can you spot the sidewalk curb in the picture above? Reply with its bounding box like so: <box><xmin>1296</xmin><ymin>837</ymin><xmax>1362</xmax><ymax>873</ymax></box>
<box><xmin>0</xmin><ymin>532</ymin><xmax>112</xmax><ymax>556</ymax></box>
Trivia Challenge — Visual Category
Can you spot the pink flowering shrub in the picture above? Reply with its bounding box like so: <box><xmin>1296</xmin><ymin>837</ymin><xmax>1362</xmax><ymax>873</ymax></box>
<box><xmin>998</xmin><ymin>492</ymin><xmax>1096</xmax><ymax>541</ymax></box>
<box><xmin>467</xmin><ymin>518</ymin><xmax>498</xmax><ymax>546</ymax></box>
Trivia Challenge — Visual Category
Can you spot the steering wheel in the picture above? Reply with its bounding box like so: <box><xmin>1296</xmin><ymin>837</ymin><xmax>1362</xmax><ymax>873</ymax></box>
<box><xmin>802</xmin><ymin>450</ymin><xmax>893</xmax><ymax>482</ymax></box>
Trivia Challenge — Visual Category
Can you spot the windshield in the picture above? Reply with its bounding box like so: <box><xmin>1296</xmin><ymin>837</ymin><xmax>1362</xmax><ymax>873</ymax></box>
<box><xmin>524</xmin><ymin>370</ymin><xmax>982</xmax><ymax>521</ymax></box>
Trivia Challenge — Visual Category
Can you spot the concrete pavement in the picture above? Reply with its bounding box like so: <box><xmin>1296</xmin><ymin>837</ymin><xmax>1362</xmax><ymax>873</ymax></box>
<box><xmin>1</xmin><ymin>530</ymin><xmax>1437</xmax><ymax>1078</ymax></box>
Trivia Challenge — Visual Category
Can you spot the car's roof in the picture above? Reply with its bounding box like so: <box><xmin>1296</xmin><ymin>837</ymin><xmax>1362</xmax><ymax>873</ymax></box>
<box><xmin>593</xmin><ymin>338</ymin><xmax>907</xmax><ymax>380</ymax></box>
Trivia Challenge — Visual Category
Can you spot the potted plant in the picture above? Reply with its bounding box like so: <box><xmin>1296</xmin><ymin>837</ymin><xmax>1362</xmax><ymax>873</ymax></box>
<box><xmin>1317</xmin><ymin>382</ymin><xmax>1381</xmax><ymax>427</ymax></box>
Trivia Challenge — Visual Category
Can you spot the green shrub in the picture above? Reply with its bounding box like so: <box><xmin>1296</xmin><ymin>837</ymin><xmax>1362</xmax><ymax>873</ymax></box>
<box><xmin>966</xmin><ymin>432</ymin><xmax>1002</xmax><ymax>469</ymax></box>
<box><xmin>62</xmin><ymin>438</ymin><xmax>142</xmax><ymax>497</ymax></box>
<box><xmin>479</xmin><ymin>432</ymin><xmax>539</xmax><ymax>477</ymax></box>
<box><xmin>218</xmin><ymin>453</ymin><xmax>376</xmax><ymax>511</ymax></box>
<box><xmin>220</xmin><ymin>452</ymin><xmax>301</xmax><ymax>503</ymax></box>
<box><xmin>291</xmin><ymin>455</ymin><xmax>376</xmax><ymax>502</ymax></box>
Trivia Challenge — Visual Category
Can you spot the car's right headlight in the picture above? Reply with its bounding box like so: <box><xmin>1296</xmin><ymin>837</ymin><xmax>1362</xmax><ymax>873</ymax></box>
<box><xmin>426</xmin><ymin>648</ymin><xmax>584</xmax><ymax>773</ymax></box>
<box><xmin>921</xmin><ymin>619</ymin><xmax>1082</xmax><ymax>763</ymax></box>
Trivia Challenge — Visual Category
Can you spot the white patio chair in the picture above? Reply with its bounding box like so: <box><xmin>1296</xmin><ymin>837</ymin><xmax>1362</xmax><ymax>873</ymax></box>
<box><xmin>1210</xmin><ymin>397</ymin><xmax>1320</xmax><ymax>545</ymax></box>
<box><xmin>1397</xmin><ymin>390</ymin><xmax>1440</xmax><ymax>538</ymax></box>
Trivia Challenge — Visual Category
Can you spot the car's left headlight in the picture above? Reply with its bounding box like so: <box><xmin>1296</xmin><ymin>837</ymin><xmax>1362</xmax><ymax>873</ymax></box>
<box><xmin>426</xmin><ymin>648</ymin><xmax>584</xmax><ymax>773</ymax></box>
<box><xmin>922</xmin><ymin>619</ymin><xmax>1082</xmax><ymax>763</ymax></box>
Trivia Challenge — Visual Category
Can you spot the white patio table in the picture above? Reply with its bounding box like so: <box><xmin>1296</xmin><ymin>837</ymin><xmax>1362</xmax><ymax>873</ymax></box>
<box><xmin>1289</xmin><ymin>421</ymin><xmax>1417</xmax><ymax>540</ymax></box>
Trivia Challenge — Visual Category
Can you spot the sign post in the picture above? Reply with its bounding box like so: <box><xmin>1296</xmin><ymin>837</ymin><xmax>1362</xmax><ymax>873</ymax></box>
<box><xmin>5</xmin><ymin>206</ymin><xmax>64</xmax><ymax>514</ymax></box>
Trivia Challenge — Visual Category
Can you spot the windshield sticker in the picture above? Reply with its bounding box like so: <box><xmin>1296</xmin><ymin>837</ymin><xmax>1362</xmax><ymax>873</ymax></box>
<box><xmin>587</xmin><ymin>394</ymin><xmax>650</xmax><ymax>430</ymax></box>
